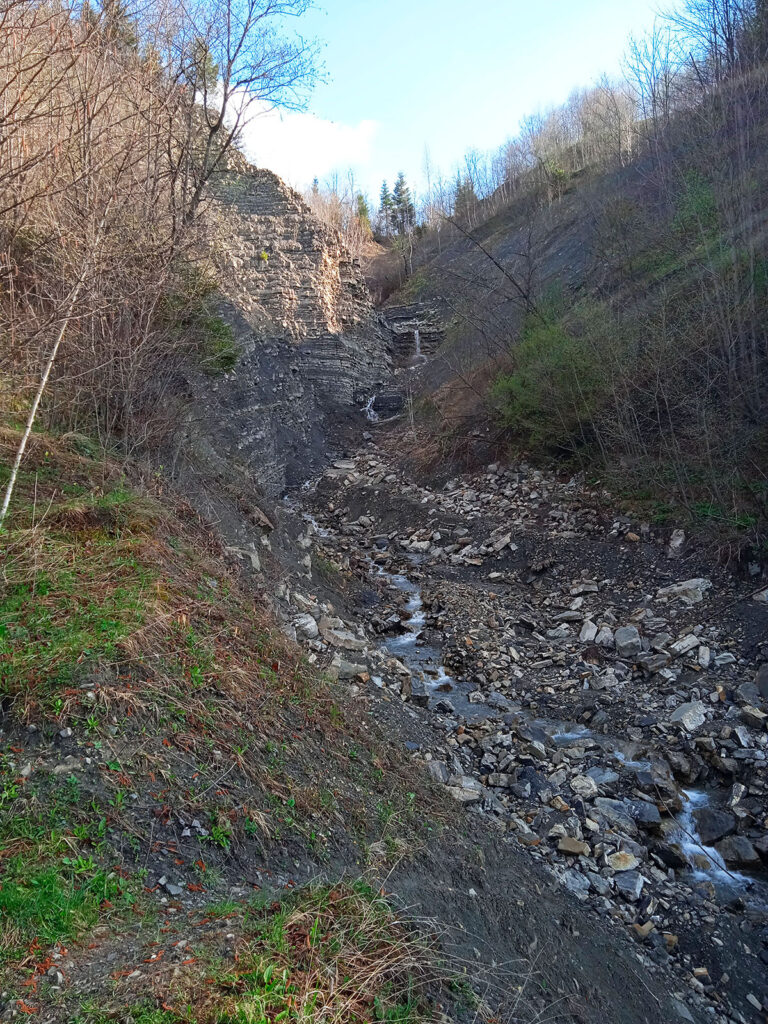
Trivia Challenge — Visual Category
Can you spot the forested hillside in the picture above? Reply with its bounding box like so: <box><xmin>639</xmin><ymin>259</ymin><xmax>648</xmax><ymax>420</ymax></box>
<box><xmin>375</xmin><ymin>1</ymin><xmax>768</xmax><ymax>547</ymax></box>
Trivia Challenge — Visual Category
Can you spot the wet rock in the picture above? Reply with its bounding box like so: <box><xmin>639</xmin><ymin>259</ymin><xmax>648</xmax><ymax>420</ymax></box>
<box><xmin>626</xmin><ymin>800</ymin><xmax>662</xmax><ymax>829</ymax></box>
<box><xmin>654</xmin><ymin>841</ymin><xmax>688</xmax><ymax>870</ymax></box>
<box><xmin>714</xmin><ymin>835</ymin><xmax>760</xmax><ymax>866</ymax></box>
<box><xmin>692</xmin><ymin>807</ymin><xmax>736</xmax><ymax>844</ymax></box>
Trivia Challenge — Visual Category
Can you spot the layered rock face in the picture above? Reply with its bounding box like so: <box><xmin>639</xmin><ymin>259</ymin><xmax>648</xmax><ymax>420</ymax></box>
<box><xmin>185</xmin><ymin>167</ymin><xmax>391</xmax><ymax>499</ymax></box>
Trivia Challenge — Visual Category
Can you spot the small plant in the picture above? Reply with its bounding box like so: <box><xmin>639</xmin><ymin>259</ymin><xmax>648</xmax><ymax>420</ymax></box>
<box><xmin>259</xmin><ymin>249</ymin><xmax>269</xmax><ymax>263</ymax></box>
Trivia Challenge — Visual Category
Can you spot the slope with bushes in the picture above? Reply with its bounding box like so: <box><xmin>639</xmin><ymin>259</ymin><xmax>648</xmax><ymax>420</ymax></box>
<box><xmin>387</xmin><ymin>4</ymin><xmax>768</xmax><ymax>549</ymax></box>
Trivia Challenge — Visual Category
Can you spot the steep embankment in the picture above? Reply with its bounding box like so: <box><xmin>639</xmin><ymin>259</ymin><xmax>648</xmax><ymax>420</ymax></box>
<box><xmin>3</xmin><ymin>165</ymin><xmax>766</xmax><ymax>1024</ymax></box>
<box><xmin>388</xmin><ymin>147</ymin><xmax>768</xmax><ymax>541</ymax></box>
<box><xmin>0</xmin><ymin>428</ymin><xmax>707</xmax><ymax>1024</ymax></box>
<box><xmin>171</xmin><ymin>166</ymin><xmax>391</xmax><ymax>512</ymax></box>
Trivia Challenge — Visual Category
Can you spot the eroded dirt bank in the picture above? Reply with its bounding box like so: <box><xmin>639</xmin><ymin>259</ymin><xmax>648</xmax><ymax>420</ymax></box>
<box><xmin>275</xmin><ymin>434</ymin><xmax>768</xmax><ymax>1024</ymax></box>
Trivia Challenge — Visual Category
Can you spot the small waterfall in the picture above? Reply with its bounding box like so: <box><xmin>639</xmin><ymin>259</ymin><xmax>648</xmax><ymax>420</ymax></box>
<box><xmin>364</xmin><ymin>395</ymin><xmax>379</xmax><ymax>422</ymax></box>
<box><xmin>414</xmin><ymin>329</ymin><xmax>421</xmax><ymax>359</ymax></box>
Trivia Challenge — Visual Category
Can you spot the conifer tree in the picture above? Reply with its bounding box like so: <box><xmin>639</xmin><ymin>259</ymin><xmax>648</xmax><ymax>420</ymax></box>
<box><xmin>379</xmin><ymin>181</ymin><xmax>393</xmax><ymax>236</ymax></box>
<box><xmin>392</xmin><ymin>171</ymin><xmax>415</xmax><ymax>235</ymax></box>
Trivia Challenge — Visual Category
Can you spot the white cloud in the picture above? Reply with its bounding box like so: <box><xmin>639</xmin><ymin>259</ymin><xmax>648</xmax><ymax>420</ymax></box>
<box><xmin>239</xmin><ymin>105</ymin><xmax>379</xmax><ymax>191</ymax></box>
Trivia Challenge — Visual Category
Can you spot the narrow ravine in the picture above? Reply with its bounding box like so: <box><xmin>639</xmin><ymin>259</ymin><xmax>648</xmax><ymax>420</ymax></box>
<box><xmin>280</xmin><ymin>439</ymin><xmax>768</xmax><ymax>1024</ymax></box>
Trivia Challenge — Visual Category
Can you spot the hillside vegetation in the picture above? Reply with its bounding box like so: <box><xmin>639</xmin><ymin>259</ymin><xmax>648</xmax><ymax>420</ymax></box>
<box><xmin>386</xmin><ymin>1</ymin><xmax>768</xmax><ymax>547</ymax></box>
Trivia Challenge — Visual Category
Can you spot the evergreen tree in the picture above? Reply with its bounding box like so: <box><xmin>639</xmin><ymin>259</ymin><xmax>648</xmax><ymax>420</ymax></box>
<box><xmin>356</xmin><ymin>193</ymin><xmax>372</xmax><ymax>234</ymax></box>
<box><xmin>453</xmin><ymin>173</ymin><xmax>478</xmax><ymax>224</ymax></box>
<box><xmin>392</xmin><ymin>171</ymin><xmax>415</xmax><ymax>235</ymax></box>
<box><xmin>379</xmin><ymin>181</ymin><xmax>393</xmax><ymax>237</ymax></box>
<box><xmin>85</xmin><ymin>0</ymin><xmax>138</xmax><ymax>49</ymax></box>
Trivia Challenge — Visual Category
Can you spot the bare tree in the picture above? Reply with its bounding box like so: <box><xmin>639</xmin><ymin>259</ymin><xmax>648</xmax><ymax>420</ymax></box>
<box><xmin>170</xmin><ymin>0</ymin><xmax>320</xmax><ymax>222</ymax></box>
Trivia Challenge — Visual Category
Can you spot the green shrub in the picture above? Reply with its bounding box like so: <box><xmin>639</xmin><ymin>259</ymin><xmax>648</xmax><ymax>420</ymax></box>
<box><xmin>199</xmin><ymin>314</ymin><xmax>239</xmax><ymax>374</ymax></box>
<box><xmin>672</xmin><ymin>171</ymin><xmax>718</xmax><ymax>237</ymax></box>
<box><xmin>490</xmin><ymin>300</ymin><xmax>617</xmax><ymax>452</ymax></box>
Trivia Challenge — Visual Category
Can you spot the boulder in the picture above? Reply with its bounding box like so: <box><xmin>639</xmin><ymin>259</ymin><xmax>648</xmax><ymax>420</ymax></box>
<box><xmin>615</xmin><ymin>625</ymin><xmax>642</xmax><ymax>660</ymax></box>
<box><xmin>669</xmin><ymin>701</ymin><xmax>707</xmax><ymax>732</ymax></box>
<box><xmin>692</xmin><ymin>807</ymin><xmax>736</xmax><ymax>845</ymax></box>
<box><xmin>715</xmin><ymin>835</ymin><xmax>760</xmax><ymax>866</ymax></box>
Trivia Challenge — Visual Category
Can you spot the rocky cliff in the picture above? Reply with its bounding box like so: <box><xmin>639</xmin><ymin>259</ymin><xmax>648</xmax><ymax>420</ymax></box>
<box><xmin>179</xmin><ymin>166</ymin><xmax>392</xmax><ymax>504</ymax></box>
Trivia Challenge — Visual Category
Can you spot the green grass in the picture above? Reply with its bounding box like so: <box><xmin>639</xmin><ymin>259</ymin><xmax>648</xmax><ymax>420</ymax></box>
<box><xmin>0</xmin><ymin>825</ymin><xmax>136</xmax><ymax>962</ymax></box>
<box><xmin>0</xmin><ymin>488</ymin><xmax>159</xmax><ymax>699</ymax></box>
<box><xmin>211</xmin><ymin>881</ymin><xmax>438</xmax><ymax>1024</ymax></box>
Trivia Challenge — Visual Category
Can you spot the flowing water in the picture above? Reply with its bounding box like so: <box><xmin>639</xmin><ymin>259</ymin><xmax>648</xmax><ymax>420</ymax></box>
<box><xmin>297</xmin><ymin>505</ymin><xmax>767</xmax><ymax>907</ymax></box>
<box><xmin>364</xmin><ymin>395</ymin><xmax>379</xmax><ymax>422</ymax></box>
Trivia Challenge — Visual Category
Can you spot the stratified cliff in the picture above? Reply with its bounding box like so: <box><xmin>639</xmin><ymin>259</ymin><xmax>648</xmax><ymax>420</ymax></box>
<box><xmin>179</xmin><ymin>165</ymin><xmax>391</xmax><ymax>504</ymax></box>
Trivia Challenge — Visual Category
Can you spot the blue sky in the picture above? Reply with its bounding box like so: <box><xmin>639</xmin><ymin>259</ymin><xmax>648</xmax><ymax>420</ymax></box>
<box><xmin>241</xmin><ymin>0</ymin><xmax>672</xmax><ymax>201</ymax></box>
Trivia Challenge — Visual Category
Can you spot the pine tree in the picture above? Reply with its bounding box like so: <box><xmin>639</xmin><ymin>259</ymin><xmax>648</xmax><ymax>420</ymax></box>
<box><xmin>392</xmin><ymin>172</ymin><xmax>415</xmax><ymax>235</ymax></box>
<box><xmin>379</xmin><ymin>181</ymin><xmax>393</xmax><ymax>237</ymax></box>
<box><xmin>453</xmin><ymin>174</ymin><xmax>478</xmax><ymax>224</ymax></box>
<box><xmin>356</xmin><ymin>194</ymin><xmax>372</xmax><ymax>234</ymax></box>
<box><xmin>96</xmin><ymin>0</ymin><xmax>138</xmax><ymax>49</ymax></box>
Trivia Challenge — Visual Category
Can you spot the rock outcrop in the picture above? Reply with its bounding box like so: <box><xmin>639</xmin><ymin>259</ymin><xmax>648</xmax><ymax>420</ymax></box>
<box><xmin>181</xmin><ymin>166</ymin><xmax>392</xmax><ymax>500</ymax></box>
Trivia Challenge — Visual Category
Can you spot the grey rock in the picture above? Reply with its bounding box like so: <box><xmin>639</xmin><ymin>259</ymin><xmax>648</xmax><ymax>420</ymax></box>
<box><xmin>579</xmin><ymin>620</ymin><xmax>598</xmax><ymax>643</ymax></box>
<box><xmin>427</xmin><ymin>761</ymin><xmax>449</xmax><ymax>784</ymax></box>
<box><xmin>336</xmin><ymin>660</ymin><xmax>368</xmax><ymax>680</ymax></box>
<box><xmin>594</xmin><ymin>797</ymin><xmax>638</xmax><ymax>835</ymax></box>
<box><xmin>570</xmin><ymin>774</ymin><xmax>599</xmax><ymax>799</ymax></box>
<box><xmin>669</xmin><ymin>701</ymin><xmax>706</xmax><ymax>732</ymax></box>
<box><xmin>715</xmin><ymin>834</ymin><xmax>760</xmax><ymax>866</ymax></box>
<box><xmin>614</xmin><ymin>870</ymin><xmax>645</xmax><ymax>901</ymax></box>
<box><xmin>757</xmin><ymin>664</ymin><xmax>768</xmax><ymax>701</ymax></box>
<box><xmin>692</xmin><ymin>807</ymin><xmax>736</xmax><ymax>844</ymax></box>
<box><xmin>561</xmin><ymin>869</ymin><xmax>590</xmax><ymax>900</ymax></box>
<box><xmin>293</xmin><ymin>613</ymin><xmax>319</xmax><ymax>639</ymax></box>
<box><xmin>656</xmin><ymin>578</ymin><xmax>712</xmax><ymax>605</ymax></box>
<box><xmin>615</xmin><ymin>625</ymin><xmax>642</xmax><ymax>659</ymax></box>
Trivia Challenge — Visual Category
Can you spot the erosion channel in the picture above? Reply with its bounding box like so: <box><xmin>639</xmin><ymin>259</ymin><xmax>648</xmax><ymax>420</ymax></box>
<box><xmin>278</xmin><ymin>434</ymin><xmax>768</xmax><ymax>1024</ymax></box>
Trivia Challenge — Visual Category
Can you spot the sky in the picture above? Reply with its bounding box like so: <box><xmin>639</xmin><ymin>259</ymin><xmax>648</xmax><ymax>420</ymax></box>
<box><xmin>240</xmin><ymin>0</ymin><xmax>672</xmax><ymax>203</ymax></box>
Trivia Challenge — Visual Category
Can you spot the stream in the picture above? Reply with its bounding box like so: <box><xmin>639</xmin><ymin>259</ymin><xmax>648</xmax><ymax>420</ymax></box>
<box><xmin>293</xmin><ymin>502</ymin><xmax>768</xmax><ymax>912</ymax></box>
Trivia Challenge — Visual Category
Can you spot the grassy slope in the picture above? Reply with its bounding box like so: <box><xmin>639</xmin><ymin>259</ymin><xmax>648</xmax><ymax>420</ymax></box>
<box><xmin>0</xmin><ymin>427</ymin><xmax>450</xmax><ymax>1023</ymax></box>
